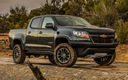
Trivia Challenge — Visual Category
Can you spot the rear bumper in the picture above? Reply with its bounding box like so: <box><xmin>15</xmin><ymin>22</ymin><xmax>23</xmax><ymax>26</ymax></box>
<box><xmin>9</xmin><ymin>43</ymin><xmax>13</xmax><ymax>50</ymax></box>
<box><xmin>70</xmin><ymin>41</ymin><xmax>118</xmax><ymax>57</ymax></box>
<box><xmin>9</xmin><ymin>43</ymin><xmax>11</xmax><ymax>49</ymax></box>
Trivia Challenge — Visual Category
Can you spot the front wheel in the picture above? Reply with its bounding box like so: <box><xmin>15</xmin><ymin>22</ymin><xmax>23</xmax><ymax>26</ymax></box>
<box><xmin>54</xmin><ymin>43</ymin><xmax>77</xmax><ymax>67</ymax></box>
<box><xmin>94</xmin><ymin>53</ymin><xmax>116</xmax><ymax>66</ymax></box>
<box><xmin>13</xmin><ymin>44</ymin><xmax>26</xmax><ymax>64</ymax></box>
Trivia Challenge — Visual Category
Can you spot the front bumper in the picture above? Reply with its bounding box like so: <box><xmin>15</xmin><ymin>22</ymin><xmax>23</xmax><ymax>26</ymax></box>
<box><xmin>70</xmin><ymin>41</ymin><xmax>118</xmax><ymax>57</ymax></box>
<box><xmin>70</xmin><ymin>41</ymin><xmax>118</xmax><ymax>47</ymax></box>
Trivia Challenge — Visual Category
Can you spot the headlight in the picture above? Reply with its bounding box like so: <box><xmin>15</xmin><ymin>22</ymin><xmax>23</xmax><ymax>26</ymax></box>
<box><xmin>115</xmin><ymin>33</ymin><xmax>117</xmax><ymax>39</ymax></box>
<box><xmin>73</xmin><ymin>31</ymin><xmax>89</xmax><ymax>38</ymax></box>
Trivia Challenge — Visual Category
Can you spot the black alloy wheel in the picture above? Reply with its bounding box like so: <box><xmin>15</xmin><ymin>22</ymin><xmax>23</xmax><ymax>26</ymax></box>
<box><xmin>94</xmin><ymin>52</ymin><xmax>116</xmax><ymax>66</ymax></box>
<box><xmin>54</xmin><ymin>43</ymin><xmax>77</xmax><ymax>67</ymax></box>
<box><xmin>13</xmin><ymin>44</ymin><xmax>26</xmax><ymax>64</ymax></box>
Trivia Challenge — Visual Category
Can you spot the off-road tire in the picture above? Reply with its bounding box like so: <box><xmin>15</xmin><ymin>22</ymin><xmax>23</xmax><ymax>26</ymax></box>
<box><xmin>13</xmin><ymin>44</ymin><xmax>26</xmax><ymax>64</ymax></box>
<box><xmin>94</xmin><ymin>52</ymin><xmax>116</xmax><ymax>66</ymax></box>
<box><xmin>48</xmin><ymin>55</ymin><xmax>56</xmax><ymax>64</ymax></box>
<box><xmin>54</xmin><ymin>43</ymin><xmax>77</xmax><ymax>67</ymax></box>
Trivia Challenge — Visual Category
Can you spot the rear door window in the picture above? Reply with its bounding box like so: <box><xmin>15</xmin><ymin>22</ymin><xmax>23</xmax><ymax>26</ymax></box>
<box><xmin>31</xmin><ymin>17</ymin><xmax>41</xmax><ymax>28</ymax></box>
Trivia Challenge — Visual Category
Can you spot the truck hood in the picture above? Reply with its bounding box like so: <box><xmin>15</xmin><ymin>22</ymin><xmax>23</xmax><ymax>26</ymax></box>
<box><xmin>62</xmin><ymin>25</ymin><xmax>115</xmax><ymax>33</ymax></box>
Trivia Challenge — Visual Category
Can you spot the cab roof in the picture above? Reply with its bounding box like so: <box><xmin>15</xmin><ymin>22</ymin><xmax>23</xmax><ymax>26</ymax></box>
<box><xmin>34</xmin><ymin>15</ymin><xmax>76</xmax><ymax>18</ymax></box>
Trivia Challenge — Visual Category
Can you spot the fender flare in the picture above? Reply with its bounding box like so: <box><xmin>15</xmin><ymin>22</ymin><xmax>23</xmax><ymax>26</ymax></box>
<box><xmin>13</xmin><ymin>38</ymin><xmax>25</xmax><ymax>50</ymax></box>
<box><xmin>55</xmin><ymin>36</ymin><xmax>71</xmax><ymax>45</ymax></box>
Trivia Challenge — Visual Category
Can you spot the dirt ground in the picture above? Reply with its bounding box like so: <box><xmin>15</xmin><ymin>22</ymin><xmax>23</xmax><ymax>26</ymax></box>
<box><xmin>0</xmin><ymin>57</ymin><xmax>128</xmax><ymax>80</ymax></box>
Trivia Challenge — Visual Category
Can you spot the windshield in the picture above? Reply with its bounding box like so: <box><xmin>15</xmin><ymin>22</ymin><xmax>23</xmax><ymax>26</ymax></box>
<box><xmin>55</xmin><ymin>16</ymin><xmax>91</xmax><ymax>26</ymax></box>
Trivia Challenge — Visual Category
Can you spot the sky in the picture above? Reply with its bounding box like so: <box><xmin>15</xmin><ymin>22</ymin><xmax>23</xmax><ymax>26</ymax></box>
<box><xmin>0</xmin><ymin>0</ymin><xmax>50</xmax><ymax>14</ymax></box>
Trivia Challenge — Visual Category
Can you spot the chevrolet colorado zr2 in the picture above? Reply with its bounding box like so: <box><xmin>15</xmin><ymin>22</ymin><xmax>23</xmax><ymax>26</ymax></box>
<box><xmin>9</xmin><ymin>15</ymin><xmax>118</xmax><ymax>67</ymax></box>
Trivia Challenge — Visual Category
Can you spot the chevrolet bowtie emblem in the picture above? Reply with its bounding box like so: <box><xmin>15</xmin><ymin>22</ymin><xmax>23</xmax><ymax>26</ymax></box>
<box><xmin>100</xmin><ymin>34</ymin><xmax>107</xmax><ymax>38</ymax></box>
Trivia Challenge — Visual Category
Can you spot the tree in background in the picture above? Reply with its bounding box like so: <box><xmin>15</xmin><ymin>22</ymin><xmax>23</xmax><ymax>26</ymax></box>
<box><xmin>61</xmin><ymin>0</ymin><xmax>85</xmax><ymax>16</ymax></box>
<box><xmin>9</xmin><ymin>5</ymin><xmax>28</xmax><ymax>28</ymax></box>
<box><xmin>84</xmin><ymin>0</ymin><xmax>99</xmax><ymax>12</ymax></box>
<box><xmin>115</xmin><ymin>20</ymin><xmax>128</xmax><ymax>44</ymax></box>
<box><xmin>116</xmin><ymin>0</ymin><xmax>128</xmax><ymax>21</ymax></box>
<box><xmin>41</xmin><ymin>4</ymin><xmax>55</xmax><ymax>14</ymax></box>
<box><xmin>0</xmin><ymin>14</ymin><xmax>9</xmax><ymax>32</ymax></box>
<box><xmin>84</xmin><ymin>0</ymin><xmax>118</xmax><ymax>28</ymax></box>
<box><xmin>51</xmin><ymin>0</ymin><xmax>64</xmax><ymax>14</ymax></box>
<box><xmin>29</xmin><ymin>8</ymin><xmax>42</xmax><ymax>19</ymax></box>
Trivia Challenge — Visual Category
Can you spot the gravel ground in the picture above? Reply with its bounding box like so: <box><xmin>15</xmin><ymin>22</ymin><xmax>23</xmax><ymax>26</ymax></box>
<box><xmin>0</xmin><ymin>58</ymin><xmax>128</xmax><ymax>80</ymax></box>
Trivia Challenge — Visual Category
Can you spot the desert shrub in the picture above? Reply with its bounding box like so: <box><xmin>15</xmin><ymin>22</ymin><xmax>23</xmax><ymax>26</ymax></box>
<box><xmin>85</xmin><ymin>0</ymin><xmax>118</xmax><ymax>28</ymax></box>
<box><xmin>115</xmin><ymin>20</ymin><xmax>128</xmax><ymax>44</ymax></box>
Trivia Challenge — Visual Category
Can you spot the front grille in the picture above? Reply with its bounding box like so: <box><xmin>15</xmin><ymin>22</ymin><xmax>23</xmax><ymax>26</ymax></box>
<box><xmin>89</xmin><ymin>32</ymin><xmax>115</xmax><ymax>43</ymax></box>
<box><xmin>89</xmin><ymin>32</ymin><xmax>114</xmax><ymax>35</ymax></box>
<box><xmin>91</xmin><ymin>37</ymin><xmax>114</xmax><ymax>43</ymax></box>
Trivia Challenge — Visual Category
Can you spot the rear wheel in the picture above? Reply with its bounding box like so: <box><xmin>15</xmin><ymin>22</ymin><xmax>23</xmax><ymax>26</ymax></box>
<box><xmin>54</xmin><ymin>43</ymin><xmax>77</xmax><ymax>67</ymax></box>
<box><xmin>13</xmin><ymin>44</ymin><xmax>26</xmax><ymax>64</ymax></box>
<box><xmin>94</xmin><ymin>52</ymin><xmax>116</xmax><ymax>66</ymax></box>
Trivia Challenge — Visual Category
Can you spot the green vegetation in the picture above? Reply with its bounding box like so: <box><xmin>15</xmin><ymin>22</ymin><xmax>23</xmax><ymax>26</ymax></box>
<box><xmin>0</xmin><ymin>0</ymin><xmax>128</xmax><ymax>43</ymax></box>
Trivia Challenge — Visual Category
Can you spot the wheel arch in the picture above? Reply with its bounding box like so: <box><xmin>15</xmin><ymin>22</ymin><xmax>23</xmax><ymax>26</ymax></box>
<box><xmin>13</xmin><ymin>38</ymin><xmax>25</xmax><ymax>50</ymax></box>
<box><xmin>55</xmin><ymin>36</ymin><xmax>71</xmax><ymax>47</ymax></box>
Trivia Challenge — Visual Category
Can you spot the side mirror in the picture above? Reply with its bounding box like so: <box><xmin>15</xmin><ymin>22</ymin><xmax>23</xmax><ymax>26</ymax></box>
<box><xmin>46</xmin><ymin>23</ymin><xmax>54</xmax><ymax>29</ymax></box>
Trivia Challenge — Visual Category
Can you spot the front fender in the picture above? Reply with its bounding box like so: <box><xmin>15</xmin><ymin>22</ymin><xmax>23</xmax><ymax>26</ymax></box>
<box><xmin>55</xmin><ymin>36</ymin><xmax>72</xmax><ymax>45</ymax></box>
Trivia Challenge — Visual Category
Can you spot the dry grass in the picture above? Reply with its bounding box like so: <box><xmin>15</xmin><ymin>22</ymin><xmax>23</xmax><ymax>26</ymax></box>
<box><xmin>0</xmin><ymin>33</ymin><xmax>12</xmax><ymax>57</ymax></box>
<box><xmin>115</xmin><ymin>44</ymin><xmax>128</xmax><ymax>62</ymax></box>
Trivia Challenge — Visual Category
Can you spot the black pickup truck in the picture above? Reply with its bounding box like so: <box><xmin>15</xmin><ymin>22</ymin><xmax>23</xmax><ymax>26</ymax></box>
<box><xmin>9</xmin><ymin>15</ymin><xmax>118</xmax><ymax>67</ymax></box>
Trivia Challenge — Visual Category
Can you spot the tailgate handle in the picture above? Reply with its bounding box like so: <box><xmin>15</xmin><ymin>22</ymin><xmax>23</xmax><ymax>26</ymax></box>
<box><xmin>28</xmin><ymin>31</ymin><xmax>31</xmax><ymax>34</ymax></box>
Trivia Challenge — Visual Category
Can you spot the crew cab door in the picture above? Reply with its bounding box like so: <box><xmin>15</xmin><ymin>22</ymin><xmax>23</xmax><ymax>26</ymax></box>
<box><xmin>36</xmin><ymin>17</ymin><xmax>55</xmax><ymax>51</ymax></box>
<box><xmin>25</xmin><ymin>17</ymin><xmax>42</xmax><ymax>50</ymax></box>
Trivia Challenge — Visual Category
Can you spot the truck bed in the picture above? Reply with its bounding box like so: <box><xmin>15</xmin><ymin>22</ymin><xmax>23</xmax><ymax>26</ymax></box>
<box><xmin>9</xmin><ymin>29</ymin><xmax>27</xmax><ymax>49</ymax></box>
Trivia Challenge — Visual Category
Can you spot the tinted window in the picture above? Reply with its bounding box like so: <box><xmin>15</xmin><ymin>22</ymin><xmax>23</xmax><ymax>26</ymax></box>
<box><xmin>55</xmin><ymin>16</ymin><xmax>91</xmax><ymax>26</ymax></box>
<box><xmin>31</xmin><ymin>18</ymin><xmax>41</xmax><ymax>28</ymax></box>
<box><xmin>42</xmin><ymin>17</ymin><xmax>54</xmax><ymax>28</ymax></box>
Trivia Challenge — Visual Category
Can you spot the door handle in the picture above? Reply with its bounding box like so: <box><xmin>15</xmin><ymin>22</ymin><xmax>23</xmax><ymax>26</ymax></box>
<box><xmin>39</xmin><ymin>31</ymin><xmax>43</xmax><ymax>34</ymax></box>
<box><xmin>28</xmin><ymin>31</ymin><xmax>31</xmax><ymax>34</ymax></box>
